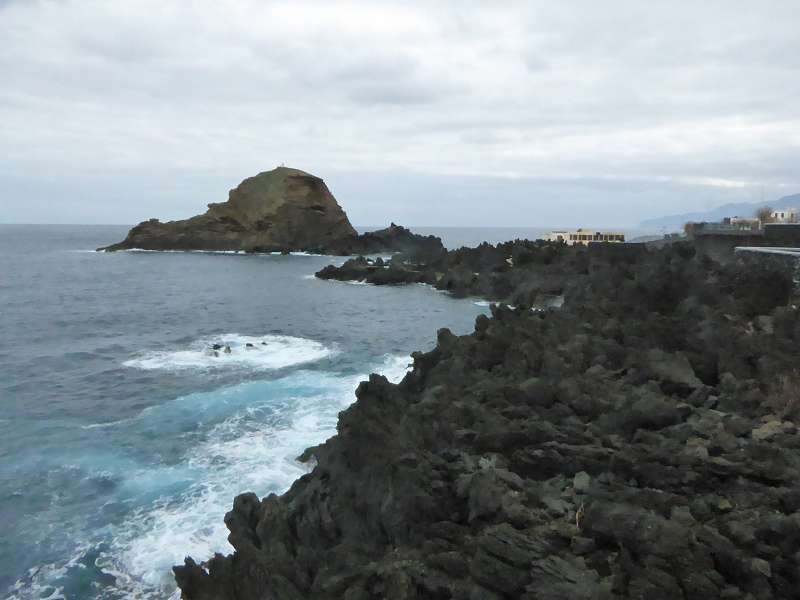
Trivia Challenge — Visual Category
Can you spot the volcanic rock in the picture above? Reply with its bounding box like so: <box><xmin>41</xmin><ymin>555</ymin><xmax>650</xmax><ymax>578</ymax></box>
<box><xmin>175</xmin><ymin>241</ymin><xmax>800</xmax><ymax>600</ymax></box>
<box><xmin>323</xmin><ymin>223</ymin><xmax>446</xmax><ymax>260</ymax></box>
<box><xmin>99</xmin><ymin>167</ymin><xmax>357</xmax><ymax>252</ymax></box>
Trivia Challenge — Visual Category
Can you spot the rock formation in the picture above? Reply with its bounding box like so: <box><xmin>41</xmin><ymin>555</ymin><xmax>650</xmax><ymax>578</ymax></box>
<box><xmin>317</xmin><ymin>239</ymin><xmax>646</xmax><ymax>306</ymax></box>
<box><xmin>322</xmin><ymin>223</ymin><xmax>446</xmax><ymax>261</ymax></box>
<box><xmin>99</xmin><ymin>167</ymin><xmax>357</xmax><ymax>252</ymax></box>
<box><xmin>175</xmin><ymin>242</ymin><xmax>800</xmax><ymax>599</ymax></box>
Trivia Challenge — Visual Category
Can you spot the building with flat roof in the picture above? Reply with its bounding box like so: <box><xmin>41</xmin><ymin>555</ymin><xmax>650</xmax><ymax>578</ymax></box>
<box><xmin>771</xmin><ymin>208</ymin><xmax>798</xmax><ymax>223</ymax></box>
<box><xmin>544</xmin><ymin>229</ymin><xmax>625</xmax><ymax>246</ymax></box>
<box><xmin>722</xmin><ymin>216</ymin><xmax>760</xmax><ymax>230</ymax></box>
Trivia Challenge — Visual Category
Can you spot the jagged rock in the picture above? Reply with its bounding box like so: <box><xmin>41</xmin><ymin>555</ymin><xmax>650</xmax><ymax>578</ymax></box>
<box><xmin>100</xmin><ymin>167</ymin><xmax>358</xmax><ymax>252</ymax></box>
<box><xmin>324</xmin><ymin>223</ymin><xmax>446</xmax><ymax>260</ymax></box>
<box><xmin>175</xmin><ymin>242</ymin><xmax>800</xmax><ymax>600</ymax></box>
<box><xmin>573</xmin><ymin>471</ymin><xmax>591</xmax><ymax>493</ymax></box>
<box><xmin>98</xmin><ymin>168</ymin><xmax>445</xmax><ymax>257</ymax></box>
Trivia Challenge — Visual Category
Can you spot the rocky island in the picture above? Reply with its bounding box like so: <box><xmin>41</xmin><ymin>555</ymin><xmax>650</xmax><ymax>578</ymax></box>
<box><xmin>175</xmin><ymin>239</ymin><xmax>800</xmax><ymax>600</ymax></box>
<box><xmin>99</xmin><ymin>167</ymin><xmax>443</xmax><ymax>256</ymax></box>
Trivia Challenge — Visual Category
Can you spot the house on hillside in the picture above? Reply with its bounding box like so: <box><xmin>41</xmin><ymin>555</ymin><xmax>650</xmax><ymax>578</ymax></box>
<box><xmin>722</xmin><ymin>216</ymin><xmax>760</xmax><ymax>230</ymax></box>
<box><xmin>544</xmin><ymin>229</ymin><xmax>625</xmax><ymax>246</ymax></box>
<box><xmin>771</xmin><ymin>209</ymin><xmax>798</xmax><ymax>223</ymax></box>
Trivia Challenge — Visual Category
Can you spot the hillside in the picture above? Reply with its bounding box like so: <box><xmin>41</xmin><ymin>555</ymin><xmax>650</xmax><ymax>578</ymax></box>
<box><xmin>639</xmin><ymin>193</ymin><xmax>800</xmax><ymax>232</ymax></box>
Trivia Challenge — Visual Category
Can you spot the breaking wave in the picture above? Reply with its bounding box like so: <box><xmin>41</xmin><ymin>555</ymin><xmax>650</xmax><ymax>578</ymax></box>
<box><xmin>9</xmin><ymin>355</ymin><xmax>411</xmax><ymax>599</ymax></box>
<box><xmin>122</xmin><ymin>334</ymin><xmax>334</xmax><ymax>372</ymax></box>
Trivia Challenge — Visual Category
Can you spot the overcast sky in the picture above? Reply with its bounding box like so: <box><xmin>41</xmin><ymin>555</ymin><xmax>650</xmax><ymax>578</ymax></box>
<box><xmin>1</xmin><ymin>0</ymin><xmax>799</xmax><ymax>228</ymax></box>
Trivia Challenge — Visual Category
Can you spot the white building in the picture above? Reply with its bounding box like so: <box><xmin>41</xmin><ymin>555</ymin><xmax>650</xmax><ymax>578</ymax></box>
<box><xmin>771</xmin><ymin>209</ymin><xmax>798</xmax><ymax>223</ymax></box>
<box><xmin>723</xmin><ymin>216</ymin><xmax>760</xmax><ymax>229</ymax></box>
<box><xmin>544</xmin><ymin>229</ymin><xmax>625</xmax><ymax>246</ymax></box>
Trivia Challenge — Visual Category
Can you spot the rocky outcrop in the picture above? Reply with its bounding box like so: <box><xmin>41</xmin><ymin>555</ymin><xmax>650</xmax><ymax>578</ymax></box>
<box><xmin>317</xmin><ymin>239</ymin><xmax>645</xmax><ymax>306</ymax></box>
<box><xmin>100</xmin><ymin>167</ymin><xmax>357</xmax><ymax>252</ymax></box>
<box><xmin>175</xmin><ymin>243</ymin><xmax>800</xmax><ymax>599</ymax></box>
<box><xmin>322</xmin><ymin>223</ymin><xmax>446</xmax><ymax>261</ymax></box>
<box><xmin>99</xmin><ymin>168</ymin><xmax>447</xmax><ymax>257</ymax></box>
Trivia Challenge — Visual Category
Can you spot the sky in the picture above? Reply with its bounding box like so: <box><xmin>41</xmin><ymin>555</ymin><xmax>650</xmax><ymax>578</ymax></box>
<box><xmin>1</xmin><ymin>0</ymin><xmax>799</xmax><ymax>228</ymax></box>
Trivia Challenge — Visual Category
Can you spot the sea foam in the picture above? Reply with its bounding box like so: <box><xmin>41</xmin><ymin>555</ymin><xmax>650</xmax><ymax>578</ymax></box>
<box><xmin>93</xmin><ymin>354</ymin><xmax>411</xmax><ymax>597</ymax></box>
<box><xmin>11</xmin><ymin>355</ymin><xmax>411</xmax><ymax>599</ymax></box>
<box><xmin>123</xmin><ymin>334</ymin><xmax>333</xmax><ymax>372</ymax></box>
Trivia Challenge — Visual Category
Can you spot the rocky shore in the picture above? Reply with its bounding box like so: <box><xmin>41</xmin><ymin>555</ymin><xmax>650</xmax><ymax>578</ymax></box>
<box><xmin>175</xmin><ymin>240</ymin><xmax>800</xmax><ymax>600</ymax></box>
<box><xmin>316</xmin><ymin>240</ymin><xmax>643</xmax><ymax>307</ymax></box>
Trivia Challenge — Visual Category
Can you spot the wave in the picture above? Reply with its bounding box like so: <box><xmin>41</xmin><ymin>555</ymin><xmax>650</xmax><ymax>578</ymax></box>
<box><xmin>100</xmin><ymin>355</ymin><xmax>411</xmax><ymax>597</ymax></box>
<box><xmin>375</xmin><ymin>353</ymin><xmax>412</xmax><ymax>384</ymax></box>
<box><xmin>11</xmin><ymin>354</ymin><xmax>412</xmax><ymax>599</ymax></box>
<box><xmin>116</xmin><ymin>249</ymin><xmax>336</xmax><ymax>257</ymax></box>
<box><xmin>11</xmin><ymin>355</ymin><xmax>411</xmax><ymax>599</ymax></box>
<box><xmin>122</xmin><ymin>334</ymin><xmax>333</xmax><ymax>372</ymax></box>
<box><xmin>289</xmin><ymin>251</ymin><xmax>331</xmax><ymax>257</ymax></box>
<box><xmin>81</xmin><ymin>416</ymin><xmax>137</xmax><ymax>430</ymax></box>
<box><xmin>119</xmin><ymin>248</ymin><xmax>244</xmax><ymax>254</ymax></box>
<box><xmin>319</xmin><ymin>278</ymin><xmax>370</xmax><ymax>286</ymax></box>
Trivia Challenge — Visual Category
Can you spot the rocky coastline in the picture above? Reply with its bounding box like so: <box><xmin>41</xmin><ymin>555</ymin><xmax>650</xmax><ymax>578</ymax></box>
<box><xmin>316</xmin><ymin>240</ymin><xmax>645</xmax><ymax>308</ymax></box>
<box><xmin>175</xmin><ymin>239</ymin><xmax>800</xmax><ymax>599</ymax></box>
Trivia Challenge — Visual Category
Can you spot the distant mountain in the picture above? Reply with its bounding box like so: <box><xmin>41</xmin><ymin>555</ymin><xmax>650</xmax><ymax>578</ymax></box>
<box><xmin>639</xmin><ymin>192</ymin><xmax>800</xmax><ymax>232</ymax></box>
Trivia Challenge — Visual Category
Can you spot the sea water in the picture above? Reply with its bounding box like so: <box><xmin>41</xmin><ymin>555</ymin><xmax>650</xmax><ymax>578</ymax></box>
<box><xmin>0</xmin><ymin>225</ymin><xmax>492</xmax><ymax>599</ymax></box>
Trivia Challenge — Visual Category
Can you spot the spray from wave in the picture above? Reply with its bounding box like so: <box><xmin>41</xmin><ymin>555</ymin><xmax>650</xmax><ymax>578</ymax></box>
<box><xmin>122</xmin><ymin>334</ymin><xmax>334</xmax><ymax>372</ymax></box>
<box><xmin>10</xmin><ymin>355</ymin><xmax>411</xmax><ymax>599</ymax></box>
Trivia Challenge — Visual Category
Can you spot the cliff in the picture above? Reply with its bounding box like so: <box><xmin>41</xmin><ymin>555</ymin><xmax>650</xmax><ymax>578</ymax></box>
<box><xmin>99</xmin><ymin>167</ymin><xmax>358</xmax><ymax>252</ymax></box>
<box><xmin>175</xmin><ymin>242</ymin><xmax>800</xmax><ymax>599</ymax></box>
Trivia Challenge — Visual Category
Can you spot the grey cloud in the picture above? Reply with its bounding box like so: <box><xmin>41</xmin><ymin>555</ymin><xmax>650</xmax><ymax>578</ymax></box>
<box><xmin>1</xmin><ymin>0</ymin><xmax>799</xmax><ymax>227</ymax></box>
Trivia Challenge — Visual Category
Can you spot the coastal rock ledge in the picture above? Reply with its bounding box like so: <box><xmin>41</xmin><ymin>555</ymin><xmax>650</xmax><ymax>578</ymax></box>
<box><xmin>99</xmin><ymin>167</ymin><xmax>358</xmax><ymax>252</ymax></box>
<box><xmin>174</xmin><ymin>243</ymin><xmax>800</xmax><ymax>600</ymax></box>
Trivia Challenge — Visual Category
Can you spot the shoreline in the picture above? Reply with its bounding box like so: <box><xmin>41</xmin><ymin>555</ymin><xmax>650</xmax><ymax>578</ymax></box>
<box><xmin>175</xmin><ymin>239</ymin><xmax>800</xmax><ymax>599</ymax></box>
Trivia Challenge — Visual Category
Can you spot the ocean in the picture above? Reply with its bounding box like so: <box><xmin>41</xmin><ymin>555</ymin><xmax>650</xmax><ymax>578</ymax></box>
<box><xmin>0</xmin><ymin>224</ymin><xmax>499</xmax><ymax>599</ymax></box>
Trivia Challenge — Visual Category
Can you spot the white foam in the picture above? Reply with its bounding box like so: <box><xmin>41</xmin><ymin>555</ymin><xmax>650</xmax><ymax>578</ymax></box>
<box><xmin>81</xmin><ymin>416</ymin><xmax>137</xmax><ymax>430</ymax></box>
<box><xmin>376</xmin><ymin>354</ymin><xmax>413</xmax><ymax>384</ymax></box>
<box><xmin>123</xmin><ymin>334</ymin><xmax>333</xmax><ymax>372</ymax></box>
<box><xmin>319</xmin><ymin>278</ymin><xmax>370</xmax><ymax>285</ymax></box>
<box><xmin>90</xmin><ymin>354</ymin><xmax>412</xmax><ymax>597</ymax></box>
<box><xmin>8</xmin><ymin>543</ymin><xmax>93</xmax><ymax>600</ymax></box>
<box><xmin>13</xmin><ymin>356</ymin><xmax>412</xmax><ymax>598</ymax></box>
<box><xmin>473</xmin><ymin>300</ymin><xmax>492</xmax><ymax>307</ymax></box>
<box><xmin>121</xmin><ymin>248</ymin><xmax>243</xmax><ymax>254</ymax></box>
<box><xmin>289</xmin><ymin>251</ymin><xmax>330</xmax><ymax>257</ymax></box>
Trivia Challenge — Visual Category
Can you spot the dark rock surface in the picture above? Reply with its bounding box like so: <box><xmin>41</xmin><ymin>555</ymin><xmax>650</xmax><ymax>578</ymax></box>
<box><xmin>321</xmin><ymin>223</ymin><xmax>446</xmax><ymax>260</ymax></box>
<box><xmin>98</xmin><ymin>168</ymin><xmax>445</xmax><ymax>257</ymax></box>
<box><xmin>317</xmin><ymin>240</ymin><xmax>646</xmax><ymax>307</ymax></box>
<box><xmin>100</xmin><ymin>167</ymin><xmax>358</xmax><ymax>252</ymax></box>
<box><xmin>175</xmin><ymin>242</ymin><xmax>800</xmax><ymax>600</ymax></box>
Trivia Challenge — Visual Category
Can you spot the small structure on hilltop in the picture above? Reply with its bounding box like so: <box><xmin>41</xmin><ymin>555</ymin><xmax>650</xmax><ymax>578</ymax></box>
<box><xmin>722</xmin><ymin>216</ymin><xmax>760</xmax><ymax>230</ymax></box>
<box><xmin>544</xmin><ymin>228</ymin><xmax>625</xmax><ymax>246</ymax></box>
<box><xmin>689</xmin><ymin>221</ymin><xmax>800</xmax><ymax>262</ymax></box>
<box><xmin>771</xmin><ymin>208</ymin><xmax>798</xmax><ymax>223</ymax></box>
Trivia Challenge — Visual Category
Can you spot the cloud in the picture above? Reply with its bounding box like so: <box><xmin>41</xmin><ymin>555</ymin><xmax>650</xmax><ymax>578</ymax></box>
<box><xmin>0</xmin><ymin>0</ymin><xmax>799</xmax><ymax>226</ymax></box>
